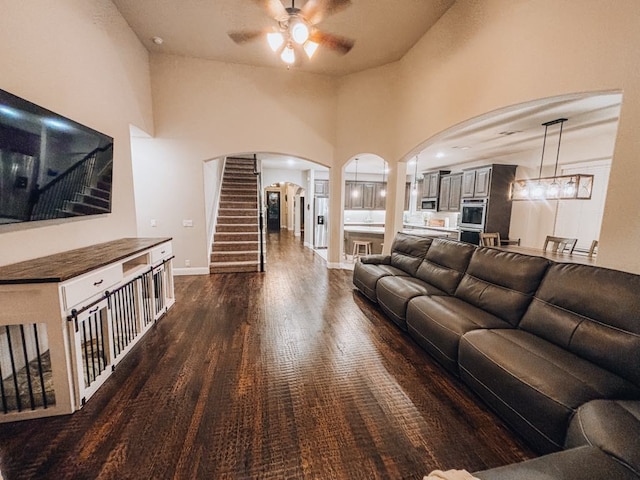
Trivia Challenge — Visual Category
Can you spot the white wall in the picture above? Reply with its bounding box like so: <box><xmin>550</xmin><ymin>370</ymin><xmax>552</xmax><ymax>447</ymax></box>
<box><xmin>0</xmin><ymin>0</ymin><xmax>153</xmax><ymax>266</ymax></box>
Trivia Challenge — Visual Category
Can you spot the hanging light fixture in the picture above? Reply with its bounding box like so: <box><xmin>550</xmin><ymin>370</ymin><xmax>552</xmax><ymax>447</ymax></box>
<box><xmin>510</xmin><ymin>118</ymin><xmax>594</xmax><ymax>201</ymax></box>
<box><xmin>352</xmin><ymin>157</ymin><xmax>359</xmax><ymax>198</ymax></box>
<box><xmin>380</xmin><ymin>158</ymin><xmax>387</xmax><ymax>197</ymax></box>
<box><xmin>280</xmin><ymin>43</ymin><xmax>296</xmax><ymax>64</ymax></box>
<box><xmin>412</xmin><ymin>156</ymin><xmax>419</xmax><ymax>195</ymax></box>
<box><xmin>266</xmin><ymin>1</ymin><xmax>328</xmax><ymax>64</ymax></box>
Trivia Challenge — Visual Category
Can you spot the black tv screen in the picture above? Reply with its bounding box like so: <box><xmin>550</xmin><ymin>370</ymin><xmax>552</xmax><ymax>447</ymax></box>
<box><xmin>0</xmin><ymin>88</ymin><xmax>113</xmax><ymax>225</ymax></box>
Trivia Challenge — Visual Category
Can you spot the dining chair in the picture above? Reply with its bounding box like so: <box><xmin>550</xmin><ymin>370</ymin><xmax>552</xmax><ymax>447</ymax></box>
<box><xmin>588</xmin><ymin>239</ymin><xmax>599</xmax><ymax>257</ymax></box>
<box><xmin>543</xmin><ymin>235</ymin><xmax>578</xmax><ymax>254</ymax></box>
<box><xmin>479</xmin><ymin>232</ymin><xmax>502</xmax><ymax>247</ymax></box>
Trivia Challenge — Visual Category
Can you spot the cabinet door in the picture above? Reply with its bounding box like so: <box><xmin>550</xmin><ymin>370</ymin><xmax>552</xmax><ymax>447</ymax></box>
<box><xmin>362</xmin><ymin>183</ymin><xmax>376</xmax><ymax>209</ymax></box>
<box><xmin>462</xmin><ymin>170</ymin><xmax>476</xmax><ymax>198</ymax></box>
<box><xmin>474</xmin><ymin>167</ymin><xmax>492</xmax><ymax>197</ymax></box>
<box><xmin>374</xmin><ymin>183</ymin><xmax>386</xmax><ymax>210</ymax></box>
<box><xmin>427</xmin><ymin>173</ymin><xmax>440</xmax><ymax>198</ymax></box>
<box><xmin>314</xmin><ymin>180</ymin><xmax>328</xmax><ymax>195</ymax></box>
<box><xmin>349</xmin><ymin>183</ymin><xmax>364</xmax><ymax>209</ymax></box>
<box><xmin>404</xmin><ymin>183</ymin><xmax>411</xmax><ymax>210</ymax></box>
<box><xmin>439</xmin><ymin>176</ymin><xmax>451</xmax><ymax>211</ymax></box>
<box><xmin>416</xmin><ymin>179</ymin><xmax>424</xmax><ymax>210</ymax></box>
<box><xmin>448</xmin><ymin>173</ymin><xmax>463</xmax><ymax>211</ymax></box>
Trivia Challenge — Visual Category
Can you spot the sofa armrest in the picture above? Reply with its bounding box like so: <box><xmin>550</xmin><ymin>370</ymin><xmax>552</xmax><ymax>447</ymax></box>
<box><xmin>360</xmin><ymin>254</ymin><xmax>391</xmax><ymax>265</ymax></box>
<box><xmin>475</xmin><ymin>445</ymin><xmax>638</xmax><ymax>480</ymax></box>
<box><xmin>566</xmin><ymin>399</ymin><xmax>640</xmax><ymax>475</ymax></box>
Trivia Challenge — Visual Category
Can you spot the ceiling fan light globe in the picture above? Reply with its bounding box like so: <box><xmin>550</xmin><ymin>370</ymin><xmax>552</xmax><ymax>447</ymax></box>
<box><xmin>281</xmin><ymin>44</ymin><xmax>296</xmax><ymax>64</ymax></box>
<box><xmin>267</xmin><ymin>32</ymin><xmax>284</xmax><ymax>52</ymax></box>
<box><xmin>290</xmin><ymin>20</ymin><xmax>310</xmax><ymax>44</ymax></box>
<box><xmin>304</xmin><ymin>40</ymin><xmax>319</xmax><ymax>58</ymax></box>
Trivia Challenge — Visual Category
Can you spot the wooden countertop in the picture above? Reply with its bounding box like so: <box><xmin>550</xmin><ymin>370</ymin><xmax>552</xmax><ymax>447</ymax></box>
<box><xmin>0</xmin><ymin>237</ymin><xmax>172</xmax><ymax>284</ymax></box>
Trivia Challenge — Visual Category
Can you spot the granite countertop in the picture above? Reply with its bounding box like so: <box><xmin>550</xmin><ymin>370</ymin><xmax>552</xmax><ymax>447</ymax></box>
<box><xmin>344</xmin><ymin>226</ymin><xmax>451</xmax><ymax>237</ymax></box>
<box><xmin>403</xmin><ymin>223</ymin><xmax>460</xmax><ymax>233</ymax></box>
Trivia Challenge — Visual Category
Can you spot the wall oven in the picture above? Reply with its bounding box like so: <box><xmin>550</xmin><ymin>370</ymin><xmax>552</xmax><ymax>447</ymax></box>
<box><xmin>459</xmin><ymin>199</ymin><xmax>487</xmax><ymax>230</ymax></box>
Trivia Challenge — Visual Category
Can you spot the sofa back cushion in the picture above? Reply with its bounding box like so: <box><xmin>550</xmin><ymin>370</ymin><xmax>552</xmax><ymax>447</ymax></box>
<box><xmin>520</xmin><ymin>263</ymin><xmax>640</xmax><ymax>387</ymax></box>
<box><xmin>414</xmin><ymin>238</ymin><xmax>476</xmax><ymax>294</ymax></box>
<box><xmin>455</xmin><ymin>247</ymin><xmax>550</xmax><ymax>326</ymax></box>
<box><xmin>389</xmin><ymin>233</ymin><xmax>433</xmax><ymax>276</ymax></box>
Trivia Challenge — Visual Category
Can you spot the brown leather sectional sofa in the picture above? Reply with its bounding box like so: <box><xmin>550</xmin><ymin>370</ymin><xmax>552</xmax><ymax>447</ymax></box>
<box><xmin>352</xmin><ymin>233</ymin><xmax>640</xmax><ymax>479</ymax></box>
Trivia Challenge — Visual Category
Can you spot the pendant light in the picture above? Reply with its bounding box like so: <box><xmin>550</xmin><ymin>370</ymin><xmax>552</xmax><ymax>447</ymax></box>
<box><xmin>510</xmin><ymin>118</ymin><xmax>594</xmax><ymax>201</ymax></box>
<box><xmin>352</xmin><ymin>157</ymin><xmax>359</xmax><ymax>198</ymax></box>
<box><xmin>380</xmin><ymin>158</ymin><xmax>387</xmax><ymax>197</ymax></box>
<box><xmin>412</xmin><ymin>156</ymin><xmax>419</xmax><ymax>195</ymax></box>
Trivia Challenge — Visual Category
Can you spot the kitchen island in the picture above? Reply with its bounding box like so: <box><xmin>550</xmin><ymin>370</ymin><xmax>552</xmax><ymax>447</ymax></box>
<box><xmin>344</xmin><ymin>225</ymin><xmax>457</xmax><ymax>256</ymax></box>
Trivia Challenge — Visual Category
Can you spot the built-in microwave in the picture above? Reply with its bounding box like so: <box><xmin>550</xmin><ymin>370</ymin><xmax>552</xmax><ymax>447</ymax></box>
<box><xmin>421</xmin><ymin>199</ymin><xmax>437</xmax><ymax>210</ymax></box>
<box><xmin>459</xmin><ymin>199</ymin><xmax>487</xmax><ymax>229</ymax></box>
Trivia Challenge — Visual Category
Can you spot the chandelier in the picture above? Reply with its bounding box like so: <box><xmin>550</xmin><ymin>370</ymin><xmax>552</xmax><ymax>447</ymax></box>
<box><xmin>510</xmin><ymin>118</ymin><xmax>594</xmax><ymax>201</ymax></box>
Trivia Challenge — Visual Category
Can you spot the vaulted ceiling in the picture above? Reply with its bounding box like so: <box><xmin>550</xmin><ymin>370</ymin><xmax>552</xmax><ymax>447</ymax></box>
<box><xmin>112</xmin><ymin>0</ymin><xmax>455</xmax><ymax>76</ymax></box>
<box><xmin>112</xmin><ymin>1</ymin><xmax>621</xmax><ymax>176</ymax></box>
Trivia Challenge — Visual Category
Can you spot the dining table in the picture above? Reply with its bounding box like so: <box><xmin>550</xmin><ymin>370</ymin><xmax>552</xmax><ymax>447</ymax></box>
<box><xmin>496</xmin><ymin>245</ymin><xmax>596</xmax><ymax>266</ymax></box>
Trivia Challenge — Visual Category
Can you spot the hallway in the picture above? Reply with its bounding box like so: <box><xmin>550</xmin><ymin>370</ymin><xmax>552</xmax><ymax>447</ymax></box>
<box><xmin>0</xmin><ymin>232</ymin><xmax>532</xmax><ymax>479</ymax></box>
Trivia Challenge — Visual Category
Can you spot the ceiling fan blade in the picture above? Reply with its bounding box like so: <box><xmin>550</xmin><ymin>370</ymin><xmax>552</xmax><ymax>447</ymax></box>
<box><xmin>310</xmin><ymin>31</ymin><xmax>354</xmax><ymax>55</ymax></box>
<box><xmin>302</xmin><ymin>0</ymin><xmax>352</xmax><ymax>25</ymax></box>
<box><xmin>252</xmin><ymin>0</ymin><xmax>288</xmax><ymax>22</ymax></box>
<box><xmin>228</xmin><ymin>30</ymin><xmax>265</xmax><ymax>44</ymax></box>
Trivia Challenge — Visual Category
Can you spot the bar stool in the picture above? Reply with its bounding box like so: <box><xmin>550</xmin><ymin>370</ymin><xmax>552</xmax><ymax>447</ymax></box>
<box><xmin>352</xmin><ymin>240</ymin><xmax>371</xmax><ymax>261</ymax></box>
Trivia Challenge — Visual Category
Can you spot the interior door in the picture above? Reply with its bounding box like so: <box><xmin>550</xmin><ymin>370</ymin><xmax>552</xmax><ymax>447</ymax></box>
<box><xmin>267</xmin><ymin>191</ymin><xmax>280</xmax><ymax>231</ymax></box>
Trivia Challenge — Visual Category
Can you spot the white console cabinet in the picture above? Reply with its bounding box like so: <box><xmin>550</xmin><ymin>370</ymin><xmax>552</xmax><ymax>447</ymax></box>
<box><xmin>0</xmin><ymin>238</ymin><xmax>174</xmax><ymax>422</ymax></box>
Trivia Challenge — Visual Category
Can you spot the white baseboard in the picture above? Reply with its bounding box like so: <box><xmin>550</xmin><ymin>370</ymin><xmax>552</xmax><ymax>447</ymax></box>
<box><xmin>173</xmin><ymin>267</ymin><xmax>210</xmax><ymax>276</ymax></box>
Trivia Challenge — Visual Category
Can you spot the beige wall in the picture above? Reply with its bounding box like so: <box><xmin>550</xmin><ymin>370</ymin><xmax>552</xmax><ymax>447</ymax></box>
<box><xmin>132</xmin><ymin>54</ymin><xmax>339</xmax><ymax>270</ymax></box>
<box><xmin>4</xmin><ymin>0</ymin><xmax>640</xmax><ymax>274</ymax></box>
<box><xmin>0</xmin><ymin>0</ymin><xmax>153</xmax><ymax>265</ymax></box>
<box><xmin>388</xmin><ymin>0</ymin><xmax>640</xmax><ymax>271</ymax></box>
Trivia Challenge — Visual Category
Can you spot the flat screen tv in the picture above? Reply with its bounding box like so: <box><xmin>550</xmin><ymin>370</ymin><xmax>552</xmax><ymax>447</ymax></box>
<box><xmin>0</xmin><ymin>88</ymin><xmax>114</xmax><ymax>226</ymax></box>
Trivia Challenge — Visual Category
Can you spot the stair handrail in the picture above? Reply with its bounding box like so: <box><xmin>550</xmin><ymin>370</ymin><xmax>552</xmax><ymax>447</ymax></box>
<box><xmin>253</xmin><ymin>154</ymin><xmax>265</xmax><ymax>272</ymax></box>
<box><xmin>29</xmin><ymin>143</ymin><xmax>114</xmax><ymax>220</ymax></box>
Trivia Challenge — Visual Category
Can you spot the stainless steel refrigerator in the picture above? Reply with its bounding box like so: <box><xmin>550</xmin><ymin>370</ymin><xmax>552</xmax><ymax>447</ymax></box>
<box><xmin>314</xmin><ymin>196</ymin><xmax>328</xmax><ymax>248</ymax></box>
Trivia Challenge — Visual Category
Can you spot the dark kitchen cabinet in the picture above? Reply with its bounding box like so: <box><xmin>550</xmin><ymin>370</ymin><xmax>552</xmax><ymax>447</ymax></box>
<box><xmin>439</xmin><ymin>173</ymin><xmax>463</xmax><ymax>212</ymax></box>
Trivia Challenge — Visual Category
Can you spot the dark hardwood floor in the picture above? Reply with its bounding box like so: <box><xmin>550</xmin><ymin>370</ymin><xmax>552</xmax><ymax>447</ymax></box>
<box><xmin>0</xmin><ymin>232</ymin><xmax>534</xmax><ymax>479</ymax></box>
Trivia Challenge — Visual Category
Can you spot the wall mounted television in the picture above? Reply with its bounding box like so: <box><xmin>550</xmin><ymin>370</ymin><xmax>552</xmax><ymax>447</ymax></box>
<box><xmin>0</xmin><ymin>88</ymin><xmax>114</xmax><ymax>226</ymax></box>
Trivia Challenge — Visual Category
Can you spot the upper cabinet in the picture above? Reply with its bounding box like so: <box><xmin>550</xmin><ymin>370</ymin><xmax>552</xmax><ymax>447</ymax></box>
<box><xmin>462</xmin><ymin>167</ymin><xmax>488</xmax><ymax>198</ymax></box>
<box><xmin>314</xmin><ymin>180</ymin><xmax>329</xmax><ymax>196</ymax></box>
<box><xmin>345</xmin><ymin>181</ymin><xmax>387</xmax><ymax>210</ymax></box>
<box><xmin>461</xmin><ymin>166</ymin><xmax>493</xmax><ymax>198</ymax></box>
<box><xmin>422</xmin><ymin>170</ymin><xmax>450</xmax><ymax>199</ymax></box>
<box><xmin>439</xmin><ymin>173</ymin><xmax>463</xmax><ymax>212</ymax></box>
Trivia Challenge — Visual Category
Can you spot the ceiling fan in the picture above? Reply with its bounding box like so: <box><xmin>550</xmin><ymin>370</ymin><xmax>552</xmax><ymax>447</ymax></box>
<box><xmin>228</xmin><ymin>0</ymin><xmax>355</xmax><ymax>65</ymax></box>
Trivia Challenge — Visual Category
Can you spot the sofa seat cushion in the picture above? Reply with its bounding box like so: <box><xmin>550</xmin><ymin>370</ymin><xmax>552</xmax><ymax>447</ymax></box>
<box><xmin>519</xmin><ymin>262</ymin><xmax>640</xmax><ymax>389</ymax></box>
<box><xmin>475</xmin><ymin>445</ymin><xmax>639</xmax><ymax>480</ymax></box>
<box><xmin>353</xmin><ymin>261</ymin><xmax>409</xmax><ymax>303</ymax></box>
<box><xmin>376</xmin><ymin>276</ymin><xmax>447</xmax><ymax>330</ymax></box>
<box><xmin>566</xmin><ymin>400</ymin><xmax>640</xmax><ymax>475</ymax></box>
<box><xmin>406</xmin><ymin>295</ymin><xmax>513</xmax><ymax>375</ymax></box>
<box><xmin>459</xmin><ymin>329</ymin><xmax>640</xmax><ymax>454</ymax></box>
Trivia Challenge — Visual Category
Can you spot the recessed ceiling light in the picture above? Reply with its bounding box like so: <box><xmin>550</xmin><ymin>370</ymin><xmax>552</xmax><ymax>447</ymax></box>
<box><xmin>436</xmin><ymin>152</ymin><xmax>445</xmax><ymax>159</ymax></box>
<box><xmin>152</xmin><ymin>36</ymin><xmax>164</xmax><ymax>45</ymax></box>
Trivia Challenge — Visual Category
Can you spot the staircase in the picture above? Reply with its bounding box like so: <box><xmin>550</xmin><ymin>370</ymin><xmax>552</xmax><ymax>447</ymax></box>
<box><xmin>210</xmin><ymin>157</ymin><xmax>262</xmax><ymax>274</ymax></box>
<box><xmin>59</xmin><ymin>171</ymin><xmax>112</xmax><ymax>217</ymax></box>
